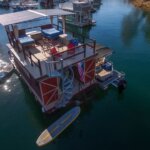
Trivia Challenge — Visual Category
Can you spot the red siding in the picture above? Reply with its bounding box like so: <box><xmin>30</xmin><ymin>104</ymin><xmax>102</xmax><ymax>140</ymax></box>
<box><xmin>40</xmin><ymin>77</ymin><xmax>59</xmax><ymax>105</ymax></box>
<box><xmin>84</xmin><ymin>58</ymin><xmax>96</xmax><ymax>83</ymax></box>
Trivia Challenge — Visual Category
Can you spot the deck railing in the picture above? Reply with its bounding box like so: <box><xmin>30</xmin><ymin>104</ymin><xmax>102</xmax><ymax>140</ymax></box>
<box><xmin>66</xmin><ymin>27</ymin><xmax>96</xmax><ymax>47</ymax></box>
<box><xmin>24</xmin><ymin>49</ymin><xmax>42</xmax><ymax>75</ymax></box>
<box><xmin>44</xmin><ymin>59</ymin><xmax>63</xmax><ymax>77</ymax></box>
<box><xmin>52</xmin><ymin>44</ymin><xmax>86</xmax><ymax>64</ymax></box>
<box><xmin>65</xmin><ymin>29</ymin><xmax>96</xmax><ymax>54</ymax></box>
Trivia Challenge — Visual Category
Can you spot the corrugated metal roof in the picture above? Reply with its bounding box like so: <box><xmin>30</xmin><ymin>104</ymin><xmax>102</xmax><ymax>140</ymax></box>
<box><xmin>0</xmin><ymin>9</ymin><xmax>74</xmax><ymax>26</ymax></box>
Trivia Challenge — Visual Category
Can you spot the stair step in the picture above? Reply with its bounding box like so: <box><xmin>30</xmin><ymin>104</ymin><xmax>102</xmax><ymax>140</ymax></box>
<box><xmin>64</xmin><ymin>95</ymin><xmax>72</xmax><ymax>100</ymax></box>
<box><xmin>64</xmin><ymin>84</ymin><xmax>72</xmax><ymax>88</ymax></box>
<box><xmin>64</xmin><ymin>82</ymin><xmax>72</xmax><ymax>88</ymax></box>
<box><xmin>64</xmin><ymin>87</ymin><xmax>73</xmax><ymax>91</ymax></box>
<box><xmin>64</xmin><ymin>86</ymin><xmax>72</xmax><ymax>90</ymax></box>
<box><xmin>64</xmin><ymin>91</ymin><xmax>72</xmax><ymax>95</ymax></box>
<box><xmin>64</xmin><ymin>79</ymin><xmax>72</xmax><ymax>83</ymax></box>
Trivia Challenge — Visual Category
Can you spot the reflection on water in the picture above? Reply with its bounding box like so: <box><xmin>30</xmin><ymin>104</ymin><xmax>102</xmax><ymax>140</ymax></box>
<box><xmin>142</xmin><ymin>11</ymin><xmax>150</xmax><ymax>42</ymax></box>
<box><xmin>6</xmin><ymin>79</ymin><xmax>11</xmax><ymax>83</ymax></box>
<box><xmin>0</xmin><ymin>74</ymin><xmax>18</xmax><ymax>93</ymax></box>
<box><xmin>0</xmin><ymin>1</ymin><xmax>150</xmax><ymax>150</ymax></box>
<box><xmin>1</xmin><ymin>81</ymin><xmax>12</xmax><ymax>92</ymax></box>
<box><xmin>121</xmin><ymin>9</ymin><xmax>144</xmax><ymax>45</ymax></box>
<box><xmin>121</xmin><ymin>2</ymin><xmax>150</xmax><ymax>45</ymax></box>
<box><xmin>3</xmin><ymin>84</ymin><xmax>9</xmax><ymax>91</ymax></box>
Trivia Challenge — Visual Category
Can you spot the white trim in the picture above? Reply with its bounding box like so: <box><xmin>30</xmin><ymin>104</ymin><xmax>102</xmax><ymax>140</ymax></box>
<box><xmin>28</xmin><ymin>10</ymin><xmax>47</xmax><ymax>17</ymax></box>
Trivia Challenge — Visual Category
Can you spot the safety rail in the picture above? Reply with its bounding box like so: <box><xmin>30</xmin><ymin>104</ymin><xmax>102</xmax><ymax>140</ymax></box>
<box><xmin>24</xmin><ymin>50</ymin><xmax>42</xmax><ymax>75</ymax></box>
<box><xmin>66</xmin><ymin>32</ymin><xmax>96</xmax><ymax>54</ymax></box>
<box><xmin>44</xmin><ymin>59</ymin><xmax>63</xmax><ymax>77</ymax></box>
<box><xmin>66</xmin><ymin>27</ymin><xmax>96</xmax><ymax>50</ymax></box>
<box><xmin>84</xmin><ymin>39</ymin><xmax>96</xmax><ymax>50</ymax></box>
<box><xmin>52</xmin><ymin>44</ymin><xmax>86</xmax><ymax>62</ymax></box>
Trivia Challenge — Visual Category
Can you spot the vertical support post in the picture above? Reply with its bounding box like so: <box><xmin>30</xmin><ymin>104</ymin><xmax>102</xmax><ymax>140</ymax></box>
<box><xmin>11</xmin><ymin>24</ymin><xmax>20</xmax><ymax>52</ymax></box>
<box><xmin>60</xmin><ymin>58</ymin><xmax>64</xmax><ymax>94</ymax></box>
<box><xmin>93</xmin><ymin>40</ymin><xmax>96</xmax><ymax>54</ymax></box>
<box><xmin>57</xmin><ymin>16</ymin><xmax>59</xmax><ymax>29</ymax></box>
<box><xmin>60</xmin><ymin>58</ymin><xmax>64</xmax><ymax>78</ymax></box>
<box><xmin>45</xmin><ymin>61</ymin><xmax>51</xmax><ymax>77</ymax></box>
<box><xmin>22</xmin><ymin>45</ymin><xmax>26</xmax><ymax>60</ymax></box>
<box><xmin>38</xmin><ymin>60</ymin><xmax>42</xmax><ymax>76</ymax></box>
<box><xmin>5</xmin><ymin>26</ymin><xmax>12</xmax><ymax>46</ymax></box>
<box><xmin>29</xmin><ymin>51</ymin><xmax>33</xmax><ymax>66</ymax></box>
<box><xmin>83</xmin><ymin>44</ymin><xmax>86</xmax><ymax>58</ymax></box>
<box><xmin>80</xmin><ymin>12</ymin><xmax>81</xmax><ymax>24</ymax></box>
<box><xmin>49</xmin><ymin>62</ymin><xmax>52</xmax><ymax>76</ymax></box>
<box><xmin>50</xmin><ymin>16</ymin><xmax>53</xmax><ymax>26</ymax></box>
<box><xmin>61</xmin><ymin>15</ymin><xmax>66</xmax><ymax>33</ymax></box>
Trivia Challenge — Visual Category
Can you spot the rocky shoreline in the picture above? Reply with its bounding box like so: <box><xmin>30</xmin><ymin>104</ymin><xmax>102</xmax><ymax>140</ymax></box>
<box><xmin>132</xmin><ymin>0</ymin><xmax>150</xmax><ymax>10</ymax></box>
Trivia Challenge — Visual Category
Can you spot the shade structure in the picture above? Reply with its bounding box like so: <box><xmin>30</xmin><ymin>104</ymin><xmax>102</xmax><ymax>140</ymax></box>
<box><xmin>0</xmin><ymin>9</ymin><xmax>74</xmax><ymax>26</ymax></box>
<box><xmin>37</xmin><ymin>9</ymin><xmax>74</xmax><ymax>16</ymax></box>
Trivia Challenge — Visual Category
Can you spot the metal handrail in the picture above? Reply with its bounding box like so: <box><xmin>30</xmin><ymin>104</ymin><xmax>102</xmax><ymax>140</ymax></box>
<box><xmin>25</xmin><ymin>50</ymin><xmax>42</xmax><ymax>75</ymax></box>
<box><xmin>52</xmin><ymin>44</ymin><xmax>86</xmax><ymax>60</ymax></box>
<box><xmin>44</xmin><ymin>59</ymin><xmax>63</xmax><ymax>77</ymax></box>
<box><xmin>66</xmin><ymin>27</ymin><xmax>96</xmax><ymax>44</ymax></box>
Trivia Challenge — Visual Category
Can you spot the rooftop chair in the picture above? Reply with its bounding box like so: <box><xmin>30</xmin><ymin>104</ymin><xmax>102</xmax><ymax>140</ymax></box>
<box><xmin>67</xmin><ymin>39</ymin><xmax>79</xmax><ymax>55</ymax></box>
<box><xmin>67</xmin><ymin>43</ymin><xmax>75</xmax><ymax>55</ymax></box>
<box><xmin>13</xmin><ymin>26</ymin><xmax>35</xmax><ymax>48</ymax></box>
<box><xmin>50</xmin><ymin>47</ymin><xmax>62</xmax><ymax>58</ymax></box>
<box><xmin>41</xmin><ymin>24</ymin><xmax>63</xmax><ymax>40</ymax></box>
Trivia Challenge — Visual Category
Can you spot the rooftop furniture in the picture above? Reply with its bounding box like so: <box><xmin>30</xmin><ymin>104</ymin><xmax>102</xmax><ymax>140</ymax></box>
<box><xmin>41</xmin><ymin>28</ymin><xmax>63</xmax><ymax>39</ymax></box>
<box><xmin>59</xmin><ymin>34</ymin><xmax>68</xmax><ymax>46</ymax></box>
<box><xmin>13</xmin><ymin>27</ymin><xmax>35</xmax><ymax>52</ymax></box>
<box><xmin>50</xmin><ymin>47</ymin><xmax>62</xmax><ymax>59</ymax></box>
<box><xmin>67</xmin><ymin>43</ymin><xmax>75</xmax><ymax>55</ymax></box>
<box><xmin>26</xmin><ymin>31</ymin><xmax>42</xmax><ymax>42</ymax></box>
<box><xmin>18</xmin><ymin>36</ymin><xmax>35</xmax><ymax>46</ymax></box>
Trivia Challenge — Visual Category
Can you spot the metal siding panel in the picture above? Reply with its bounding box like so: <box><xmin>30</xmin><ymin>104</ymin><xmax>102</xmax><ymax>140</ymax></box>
<box><xmin>40</xmin><ymin>77</ymin><xmax>59</xmax><ymax>106</ymax></box>
<box><xmin>84</xmin><ymin>58</ymin><xmax>96</xmax><ymax>83</ymax></box>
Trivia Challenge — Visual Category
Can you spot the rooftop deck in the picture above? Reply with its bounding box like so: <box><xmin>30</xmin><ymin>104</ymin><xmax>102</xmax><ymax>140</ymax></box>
<box><xmin>0</xmin><ymin>9</ymin><xmax>112</xmax><ymax>81</ymax></box>
<box><xmin>8</xmin><ymin>33</ymin><xmax>111</xmax><ymax>79</ymax></box>
<box><xmin>8</xmin><ymin>36</ymin><xmax>100</xmax><ymax>79</ymax></box>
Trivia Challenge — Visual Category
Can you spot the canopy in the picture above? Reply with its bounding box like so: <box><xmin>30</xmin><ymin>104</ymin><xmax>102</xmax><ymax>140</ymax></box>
<box><xmin>0</xmin><ymin>9</ymin><xmax>74</xmax><ymax>26</ymax></box>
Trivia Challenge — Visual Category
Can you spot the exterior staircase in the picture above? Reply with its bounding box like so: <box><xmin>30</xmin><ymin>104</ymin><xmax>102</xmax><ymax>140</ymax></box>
<box><xmin>44</xmin><ymin>60</ymin><xmax>74</xmax><ymax>108</ymax></box>
<box><xmin>63</xmin><ymin>68</ymin><xmax>74</xmax><ymax>102</ymax></box>
<box><xmin>57</xmin><ymin>67</ymin><xmax>74</xmax><ymax>108</ymax></box>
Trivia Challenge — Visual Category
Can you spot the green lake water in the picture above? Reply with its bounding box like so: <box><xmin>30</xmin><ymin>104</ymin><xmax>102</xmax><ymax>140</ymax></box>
<box><xmin>0</xmin><ymin>0</ymin><xmax>150</xmax><ymax>149</ymax></box>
